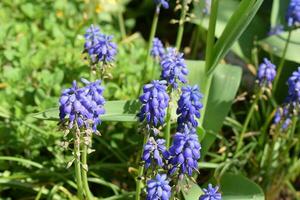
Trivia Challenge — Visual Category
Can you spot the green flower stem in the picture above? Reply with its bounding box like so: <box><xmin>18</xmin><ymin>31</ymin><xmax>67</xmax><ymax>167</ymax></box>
<box><xmin>141</xmin><ymin>6</ymin><xmax>160</xmax><ymax>80</ymax></box>
<box><xmin>273</xmin><ymin>30</ymin><xmax>292</xmax><ymax>93</ymax></box>
<box><xmin>118</xmin><ymin>11</ymin><xmax>126</xmax><ymax>40</ymax></box>
<box><xmin>236</xmin><ymin>88</ymin><xmax>263</xmax><ymax>153</ymax></box>
<box><xmin>165</xmin><ymin>104</ymin><xmax>172</xmax><ymax>148</ymax></box>
<box><xmin>175</xmin><ymin>0</ymin><xmax>189</xmax><ymax>50</ymax></box>
<box><xmin>81</xmin><ymin>143</ymin><xmax>94</xmax><ymax>200</ymax></box>
<box><xmin>73</xmin><ymin>133</ymin><xmax>84</xmax><ymax>199</ymax></box>
<box><xmin>135</xmin><ymin>133</ymin><xmax>149</xmax><ymax>200</ymax></box>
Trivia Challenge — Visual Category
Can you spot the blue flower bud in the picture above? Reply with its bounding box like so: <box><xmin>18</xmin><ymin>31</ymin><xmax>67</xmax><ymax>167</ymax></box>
<box><xmin>257</xmin><ymin>58</ymin><xmax>276</xmax><ymax>86</ymax></box>
<box><xmin>146</xmin><ymin>174</ymin><xmax>171</xmax><ymax>200</ymax></box>
<box><xmin>160</xmin><ymin>48</ymin><xmax>188</xmax><ymax>88</ymax></box>
<box><xmin>138</xmin><ymin>80</ymin><xmax>170</xmax><ymax>127</ymax></box>
<box><xmin>199</xmin><ymin>184</ymin><xmax>222</xmax><ymax>200</ymax></box>
<box><xmin>168</xmin><ymin>126</ymin><xmax>201</xmax><ymax>176</ymax></box>
<box><xmin>286</xmin><ymin>0</ymin><xmax>300</xmax><ymax>27</ymax></box>
<box><xmin>177</xmin><ymin>85</ymin><xmax>203</xmax><ymax>130</ymax></box>
<box><xmin>151</xmin><ymin>38</ymin><xmax>165</xmax><ymax>59</ymax></box>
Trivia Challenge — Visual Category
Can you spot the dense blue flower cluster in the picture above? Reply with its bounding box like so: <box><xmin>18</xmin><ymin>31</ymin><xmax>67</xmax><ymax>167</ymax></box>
<box><xmin>286</xmin><ymin>0</ymin><xmax>300</xmax><ymax>27</ymax></box>
<box><xmin>177</xmin><ymin>85</ymin><xmax>203</xmax><ymax>130</ymax></box>
<box><xmin>142</xmin><ymin>137</ymin><xmax>169</xmax><ymax>168</ymax></box>
<box><xmin>160</xmin><ymin>48</ymin><xmax>188</xmax><ymax>88</ymax></box>
<box><xmin>59</xmin><ymin>79</ymin><xmax>105</xmax><ymax>132</ymax></box>
<box><xmin>151</xmin><ymin>38</ymin><xmax>165</xmax><ymax>59</ymax></box>
<box><xmin>268</xmin><ymin>25</ymin><xmax>284</xmax><ymax>36</ymax></box>
<box><xmin>138</xmin><ymin>80</ymin><xmax>170</xmax><ymax>127</ymax></box>
<box><xmin>257</xmin><ymin>58</ymin><xmax>277</xmax><ymax>86</ymax></box>
<box><xmin>168</xmin><ymin>126</ymin><xmax>201</xmax><ymax>176</ymax></box>
<box><xmin>84</xmin><ymin>24</ymin><xmax>117</xmax><ymax>64</ymax></box>
<box><xmin>154</xmin><ymin>0</ymin><xmax>169</xmax><ymax>9</ymax></box>
<box><xmin>287</xmin><ymin>67</ymin><xmax>300</xmax><ymax>103</ymax></box>
<box><xmin>146</xmin><ymin>174</ymin><xmax>171</xmax><ymax>200</ymax></box>
<box><xmin>199</xmin><ymin>184</ymin><xmax>222</xmax><ymax>200</ymax></box>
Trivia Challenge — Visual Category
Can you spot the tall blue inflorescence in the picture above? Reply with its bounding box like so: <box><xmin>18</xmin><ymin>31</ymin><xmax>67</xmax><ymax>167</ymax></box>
<box><xmin>177</xmin><ymin>85</ymin><xmax>203</xmax><ymax>130</ymax></box>
<box><xmin>199</xmin><ymin>184</ymin><xmax>222</xmax><ymax>200</ymax></box>
<box><xmin>160</xmin><ymin>48</ymin><xmax>188</xmax><ymax>88</ymax></box>
<box><xmin>146</xmin><ymin>174</ymin><xmax>171</xmax><ymax>200</ymax></box>
<box><xmin>84</xmin><ymin>24</ymin><xmax>117</xmax><ymax>64</ymax></box>
<box><xmin>257</xmin><ymin>58</ymin><xmax>277</xmax><ymax>86</ymax></box>
<box><xmin>287</xmin><ymin>67</ymin><xmax>300</xmax><ymax>103</ymax></box>
<box><xmin>59</xmin><ymin>79</ymin><xmax>105</xmax><ymax>132</ymax></box>
<box><xmin>286</xmin><ymin>0</ymin><xmax>300</xmax><ymax>27</ymax></box>
<box><xmin>142</xmin><ymin>137</ymin><xmax>169</xmax><ymax>168</ymax></box>
<box><xmin>154</xmin><ymin>0</ymin><xmax>169</xmax><ymax>9</ymax></box>
<box><xmin>138</xmin><ymin>80</ymin><xmax>170</xmax><ymax>127</ymax></box>
<box><xmin>168</xmin><ymin>126</ymin><xmax>201</xmax><ymax>176</ymax></box>
<box><xmin>151</xmin><ymin>38</ymin><xmax>165</xmax><ymax>59</ymax></box>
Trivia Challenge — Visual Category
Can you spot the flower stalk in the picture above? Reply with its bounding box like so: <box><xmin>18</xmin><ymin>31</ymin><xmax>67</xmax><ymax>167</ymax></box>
<box><xmin>272</xmin><ymin>30</ymin><xmax>292</xmax><ymax>93</ymax></box>
<box><xmin>175</xmin><ymin>0</ymin><xmax>189</xmax><ymax>49</ymax></box>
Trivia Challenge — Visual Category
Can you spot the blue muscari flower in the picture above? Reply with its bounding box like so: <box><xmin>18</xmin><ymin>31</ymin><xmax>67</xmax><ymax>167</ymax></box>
<box><xmin>168</xmin><ymin>126</ymin><xmax>201</xmax><ymax>176</ymax></box>
<box><xmin>286</xmin><ymin>0</ymin><xmax>300</xmax><ymax>27</ymax></box>
<box><xmin>154</xmin><ymin>0</ymin><xmax>169</xmax><ymax>9</ymax></box>
<box><xmin>142</xmin><ymin>137</ymin><xmax>169</xmax><ymax>168</ymax></box>
<box><xmin>177</xmin><ymin>85</ymin><xmax>203</xmax><ymax>130</ymax></box>
<box><xmin>84</xmin><ymin>24</ymin><xmax>117</xmax><ymax>64</ymax></box>
<box><xmin>160</xmin><ymin>48</ymin><xmax>188</xmax><ymax>88</ymax></box>
<box><xmin>257</xmin><ymin>58</ymin><xmax>277</xmax><ymax>86</ymax></box>
<box><xmin>199</xmin><ymin>184</ymin><xmax>222</xmax><ymax>200</ymax></box>
<box><xmin>268</xmin><ymin>25</ymin><xmax>284</xmax><ymax>36</ymax></box>
<box><xmin>59</xmin><ymin>79</ymin><xmax>105</xmax><ymax>132</ymax></box>
<box><xmin>138</xmin><ymin>80</ymin><xmax>170</xmax><ymax>127</ymax></box>
<box><xmin>146</xmin><ymin>174</ymin><xmax>171</xmax><ymax>200</ymax></box>
<box><xmin>151</xmin><ymin>38</ymin><xmax>165</xmax><ymax>59</ymax></box>
<box><xmin>287</xmin><ymin>67</ymin><xmax>300</xmax><ymax>103</ymax></box>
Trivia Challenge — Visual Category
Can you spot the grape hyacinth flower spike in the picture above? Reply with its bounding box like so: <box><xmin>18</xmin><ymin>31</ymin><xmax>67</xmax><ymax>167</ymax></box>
<box><xmin>286</xmin><ymin>0</ymin><xmax>300</xmax><ymax>27</ymax></box>
<box><xmin>154</xmin><ymin>0</ymin><xmax>169</xmax><ymax>9</ymax></box>
<box><xmin>160</xmin><ymin>47</ymin><xmax>188</xmax><ymax>88</ymax></box>
<box><xmin>138</xmin><ymin>80</ymin><xmax>170</xmax><ymax>128</ymax></box>
<box><xmin>168</xmin><ymin>126</ymin><xmax>201</xmax><ymax>177</ymax></box>
<box><xmin>151</xmin><ymin>37</ymin><xmax>165</xmax><ymax>59</ymax></box>
<box><xmin>257</xmin><ymin>58</ymin><xmax>276</xmax><ymax>86</ymax></box>
<box><xmin>84</xmin><ymin>24</ymin><xmax>117</xmax><ymax>65</ymax></box>
<box><xmin>59</xmin><ymin>79</ymin><xmax>105</xmax><ymax>133</ymax></box>
<box><xmin>177</xmin><ymin>85</ymin><xmax>203</xmax><ymax>130</ymax></box>
<box><xmin>146</xmin><ymin>174</ymin><xmax>171</xmax><ymax>200</ymax></box>
<box><xmin>142</xmin><ymin>137</ymin><xmax>169</xmax><ymax>168</ymax></box>
<box><xmin>199</xmin><ymin>184</ymin><xmax>222</xmax><ymax>200</ymax></box>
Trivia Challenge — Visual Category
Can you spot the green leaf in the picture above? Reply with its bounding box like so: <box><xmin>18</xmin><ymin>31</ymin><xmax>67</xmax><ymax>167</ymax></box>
<box><xmin>209</xmin><ymin>0</ymin><xmax>263</xmax><ymax>73</ymax></box>
<box><xmin>182</xmin><ymin>182</ymin><xmax>203</xmax><ymax>200</ymax></box>
<box><xmin>186</xmin><ymin>60</ymin><xmax>242</xmax><ymax>156</ymax></box>
<box><xmin>182</xmin><ymin>173</ymin><xmax>264</xmax><ymax>200</ymax></box>
<box><xmin>193</xmin><ymin>0</ymin><xmax>266</xmax><ymax>62</ymax></box>
<box><xmin>31</xmin><ymin>100</ymin><xmax>140</xmax><ymax>122</ymax></box>
<box><xmin>259</xmin><ymin>30</ymin><xmax>300</xmax><ymax>64</ymax></box>
<box><xmin>0</xmin><ymin>156</ymin><xmax>43</xmax><ymax>169</ymax></box>
<box><xmin>221</xmin><ymin>173</ymin><xmax>265</xmax><ymax>200</ymax></box>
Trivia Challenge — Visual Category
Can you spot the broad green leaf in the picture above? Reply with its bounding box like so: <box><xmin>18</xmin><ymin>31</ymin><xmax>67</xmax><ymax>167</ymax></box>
<box><xmin>186</xmin><ymin>60</ymin><xmax>242</xmax><ymax>157</ymax></box>
<box><xmin>32</xmin><ymin>100</ymin><xmax>140</xmax><ymax>122</ymax></box>
<box><xmin>221</xmin><ymin>173</ymin><xmax>264</xmax><ymax>200</ymax></box>
<box><xmin>270</xmin><ymin>0</ymin><xmax>289</xmax><ymax>27</ymax></box>
<box><xmin>183</xmin><ymin>173</ymin><xmax>264</xmax><ymax>200</ymax></box>
<box><xmin>259</xmin><ymin>30</ymin><xmax>300</xmax><ymax>64</ymax></box>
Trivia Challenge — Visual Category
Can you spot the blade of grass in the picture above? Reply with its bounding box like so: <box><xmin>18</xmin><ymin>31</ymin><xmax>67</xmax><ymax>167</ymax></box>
<box><xmin>0</xmin><ymin>156</ymin><xmax>43</xmax><ymax>169</ymax></box>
